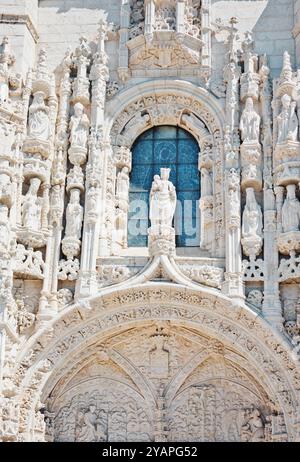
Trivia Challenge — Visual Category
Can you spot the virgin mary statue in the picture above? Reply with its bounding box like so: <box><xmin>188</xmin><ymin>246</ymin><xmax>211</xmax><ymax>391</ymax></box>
<box><xmin>149</xmin><ymin>168</ymin><xmax>177</xmax><ymax>229</ymax></box>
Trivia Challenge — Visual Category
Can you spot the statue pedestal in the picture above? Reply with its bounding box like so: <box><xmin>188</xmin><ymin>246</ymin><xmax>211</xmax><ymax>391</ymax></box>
<box><xmin>277</xmin><ymin>231</ymin><xmax>300</xmax><ymax>255</ymax></box>
<box><xmin>274</xmin><ymin>141</ymin><xmax>300</xmax><ymax>186</ymax></box>
<box><xmin>62</xmin><ymin>236</ymin><xmax>81</xmax><ymax>260</ymax></box>
<box><xmin>68</xmin><ymin>145</ymin><xmax>87</xmax><ymax>166</ymax></box>
<box><xmin>240</xmin><ymin>142</ymin><xmax>262</xmax><ymax>191</ymax></box>
<box><xmin>148</xmin><ymin>226</ymin><xmax>175</xmax><ymax>257</ymax></box>
<box><xmin>17</xmin><ymin>228</ymin><xmax>47</xmax><ymax>249</ymax></box>
<box><xmin>23</xmin><ymin>137</ymin><xmax>51</xmax><ymax>159</ymax></box>
<box><xmin>241</xmin><ymin>234</ymin><xmax>263</xmax><ymax>257</ymax></box>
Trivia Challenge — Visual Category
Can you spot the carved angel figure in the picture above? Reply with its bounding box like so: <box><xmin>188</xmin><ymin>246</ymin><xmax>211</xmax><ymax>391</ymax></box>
<box><xmin>149</xmin><ymin>168</ymin><xmax>177</xmax><ymax>228</ymax></box>
<box><xmin>69</xmin><ymin>102</ymin><xmax>90</xmax><ymax>149</ymax></box>
<box><xmin>28</xmin><ymin>91</ymin><xmax>50</xmax><ymax>140</ymax></box>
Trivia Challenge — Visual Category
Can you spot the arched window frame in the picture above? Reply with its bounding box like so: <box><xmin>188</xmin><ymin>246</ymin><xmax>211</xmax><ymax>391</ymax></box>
<box><xmin>127</xmin><ymin>125</ymin><xmax>201</xmax><ymax>248</ymax></box>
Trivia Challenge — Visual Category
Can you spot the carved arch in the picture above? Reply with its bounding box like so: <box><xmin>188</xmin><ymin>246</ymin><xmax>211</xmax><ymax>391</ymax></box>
<box><xmin>13</xmin><ymin>284</ymin><xmax>300</xmax><ymax>441</ymax></box>
<box><xmin>104</xmin><ymin>80</ymin><xmax>225</xmax><ymax>255</ymax></box>
<box><xmin>105</xmin><ymin>80</ymin><xmax>224</xmax><ymax>146</ymax></box>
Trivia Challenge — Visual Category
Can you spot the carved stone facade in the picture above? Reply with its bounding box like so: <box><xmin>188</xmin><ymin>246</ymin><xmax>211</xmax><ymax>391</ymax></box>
<box><xmin>0</xmin><ymin>0</ymin><xmax>300</xmax><ymax>443</ymax></box>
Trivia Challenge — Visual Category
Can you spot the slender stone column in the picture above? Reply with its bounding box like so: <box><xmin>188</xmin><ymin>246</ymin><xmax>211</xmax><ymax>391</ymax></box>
<box><xmin>118</xmin><ymin>0</ymin><xmax>130</xmax><ymax>82</ymax></box>
<box><xmin>260</xmin><ymin>57</ymin><xmax>283</xmax><ymax>327</ymax></box>
<box><xmin>201</xmin><ymin>0</ymin><xmax>212</xmax><ymax>69</ymax></box>
<box><xmin>144</xmin><ymin>0</ymin><xmax>155</xmax><ymax>36</ymax></box>
<box><xmin>222</xmin><ymin>28</ymin><xmax>244</xmax><ymax>302</ymax></box>
<box><xmin>37</xmin><ymin>54</ymin><xmax>71</xmax><ymax>322</ymax></box>
<box><xmin>76</xmin><ymin>21</ymin><xmax>109</xmax><ymax>298</ymax></box>
<box><xmin>176</xmin><ymin>0</ymin><xmax>185</xmax><ymax>34</ymax></box>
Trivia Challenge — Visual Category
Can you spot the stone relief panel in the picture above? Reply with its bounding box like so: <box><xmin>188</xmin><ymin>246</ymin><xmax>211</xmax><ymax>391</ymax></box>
<box><xmin>52</xmin><ymin>386</ymin><xmax>152</xmax><ymax>442</ymax></box>
<box><xmin>168</xmin><ymin>383</ymin><xmax>266</xmax><ymax>442</ymax></box>
<box><xmin>47</xmin><ymin>324</ymin><xmax>282</xmax><ymax>442</ymax></box>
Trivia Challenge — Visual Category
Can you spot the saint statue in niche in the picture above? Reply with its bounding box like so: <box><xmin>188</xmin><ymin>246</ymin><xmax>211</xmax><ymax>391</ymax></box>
<box><xmin>116</xmin><ymin>167</ymin><xmax>130</xmax><ymax>199</ymax></box>
<box><xmin>75</xmin><ymin>405</ymin><xmax>107</xmax><ymax>442</ymax></box>
<box><xmin>242</xmin><ymin>187</ymin><xmax>263</xmax><ymax>239</ymax></box>
<box><xmin>281</xmin><ymin>184</ymin><xmax>300</xmax><ymax>233</ymax></box>
<box><xmin>277</xmin><ymin>94</ymin><xmax>299</xmax><ymax>143</ymax></box>
<box><xmin>149</xmin><ymin>168</ymin><xmax>176</xmax><ymax>228</ymax></box>
<box><xmin>22</xmin><ymin>178</ymin><xmax>42</xmax><ymax>231</ymax></box>
<box><xmin>69</xmin><ymin>102</ymin><xmax>89</xmax><ymax>149</ymax></box>
<box><xmin>28</xmin><ymin>91</ymin><xmax>50</xmax><ymax>140</ymax></box>
<box><xmin>239</xmin><ymin>97</ymin><xmax>261</xmax><ymax>143</ymax></box>
<box><xmin>65</xmin><ymin>188</ymin><xmax>83</xmax><ymax>240</ymax></box>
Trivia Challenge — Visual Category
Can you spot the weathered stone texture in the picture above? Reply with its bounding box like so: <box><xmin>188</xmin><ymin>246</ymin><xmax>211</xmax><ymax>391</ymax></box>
<box><xmin>0</xmin><ymin>0</ymin><xmax>299</xmax><ymax>443</ymax></box>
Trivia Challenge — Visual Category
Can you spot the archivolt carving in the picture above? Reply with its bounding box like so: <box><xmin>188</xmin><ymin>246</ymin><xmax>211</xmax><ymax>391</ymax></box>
<box><xmin>11</xmin><ymin>285</ymin><xmax>300</xmax><ymax>441</ymax></box>
<box><xmin>107</xmin><ymin>84</ymin><xmax>223</xmax><ymax>148</ymax></box>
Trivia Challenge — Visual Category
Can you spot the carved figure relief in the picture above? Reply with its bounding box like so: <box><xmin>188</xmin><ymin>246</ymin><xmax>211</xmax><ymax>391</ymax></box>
<box><xmin>149</xmin><ymin>168</ymin><xmax>176</xmax><ymax>228</ymax></box>
<box><xmin>65</xmin><ymin>189</ymin><xmax>83</xmax><ymax>240</ymax></box>
<box><xmin>281</xmin><ymin>184</ymin><xmax>300</xmax><ymax>233</ymax></box>
<box><xmin>242</xmin><ymin>188</ymin><xmax>263</xmax><ymax>240</ymax></box>
<box><xmin>69</xmin><ymin>103</ymin><xmax>89</xmax><ymax>149</ymax></box>
<box><xmin>28</xmin><ymin>92</ymin><xmax>50</xmax><ymax>141</ymax></box>
<box><xmin>48</xmin><ymin>326</ymin><xmax>276</xmax><ymax>443</ymax></box>
<box><xmin>277</xmin><ymin>94</ymin><xmax>299</xmax><ymax>144</ymax></box>
<box><xmin>21</xmin><ymin>178</ymin><xmax>42</xmax><ymax>231</ymax></box>
<box><xmin>240</xmin><ymin>97</ymin><xmax>260</xmax><ymax>143</ymax></box>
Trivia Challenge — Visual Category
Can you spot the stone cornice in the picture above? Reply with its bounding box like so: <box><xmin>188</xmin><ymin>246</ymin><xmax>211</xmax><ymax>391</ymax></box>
<box><xmin>0</xmin><ymin>14</ymin><xmax>39</xmax><ymax>43</ymax></box>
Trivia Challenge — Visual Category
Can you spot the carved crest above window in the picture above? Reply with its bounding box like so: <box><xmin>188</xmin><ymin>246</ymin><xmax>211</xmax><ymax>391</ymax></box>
<box><xmin>127</xmin><ymin>0</ymin><xmax>211</xmax><ymax>80</ymax></box>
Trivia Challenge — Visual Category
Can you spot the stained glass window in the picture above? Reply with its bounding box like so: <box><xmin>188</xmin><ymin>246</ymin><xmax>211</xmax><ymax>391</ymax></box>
<box><xmin>128</xmin><ymin>126</ymin><xmax>200</xmax><ymax>247</ymax></box>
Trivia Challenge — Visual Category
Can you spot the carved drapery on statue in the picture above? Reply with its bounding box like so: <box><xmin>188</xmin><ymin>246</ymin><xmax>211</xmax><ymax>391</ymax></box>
<box><xmin>241</xmin><ymin>187</ymin><xmax>263</xmax><ymax>258</ymax></box>
<box><xmin>277</xmin><ymin>94</ymin><xmax>298</xmax><ymax>144</ymax></box>
<box><xmin>21</xmin><ymin>178</ymin><xmax>42</xmax><ymax>232</ymax></box>
<box><xmin>281</xmin><ymin>184</ymin><xmax>300</xmax><ymax>233</ymax></box>
<box><xmin>28</xmin><ymin>92</ymin><xmax>50</xmax><ymax>141</ymax></box>
<box><xmin>148</xmin><ymin>168</ymin><xmax>177</xmax><ymax>256</ymax></box>
<box><xmin>240</xmin><ymin>97</ymin><xmax>260</xmax><ymax>143</ymax></box>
